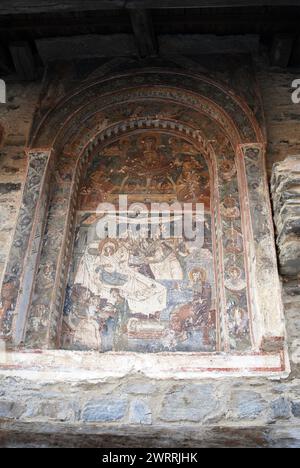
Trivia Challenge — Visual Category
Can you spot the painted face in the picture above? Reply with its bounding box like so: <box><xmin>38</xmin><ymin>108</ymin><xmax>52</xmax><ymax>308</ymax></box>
<box><xmin>224</xmin><ymin>197</ymin><xmax>237</xmax><ymax>209</ymax></box>
<box><xmin>192</xmin><ymin>272</ymin><xmax>201</xmax><ymax>283</ymax></box>
<box><xmin>142</xmin><ymin>137</ymin><xmax>156</xmax><ymax>151</ymax></box>
<box><xmin>190</xmin><ymin>269</ymin><xmax>206</xmax><ymax>284</ymax></box>
<box><xmin>104</xmin><ymin>246</ymin><xmax>114</xmax><ymax>257</ymax></box>
<box><xmin>229</xmin><ymin>267</ymin><xmax>241</xmax><ymax>280</ymax></box>
<box><xmin>99</xmin><ymin>240</ymin><xmax>118</xmax><ymax>257</ymax></box>
<box><xmin>221</xmin><ymin>160</ymin><xmax>235</xmax><ymax>174</ymax></box>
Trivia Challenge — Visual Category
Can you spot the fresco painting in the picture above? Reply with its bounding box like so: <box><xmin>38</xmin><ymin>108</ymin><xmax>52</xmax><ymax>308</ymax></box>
<box><xmin>61</xmin><ymin>131</ymin><xmax>253</xmax><ymax>353</ymax></box>
<box><xmin>62</xmin><ymin>133</ymin><xmax>218</xmax><ymax>352</ymax></box>
<box><xmin>218</xmin><ymin>150</ymin><xmax>251</xmax><ymax>351</ymax></box>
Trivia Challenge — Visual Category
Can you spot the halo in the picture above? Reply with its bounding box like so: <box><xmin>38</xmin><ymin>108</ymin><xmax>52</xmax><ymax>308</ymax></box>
<box><xmin>228</xmin><ymin>266</ymin><xmax>242</xmax><ymax>278</ymax></box>
<box><xmin>98</xmin><ymin>239</ymin><xmax>119</xmax><ymax>256</ymax></box>
<box><xmin>189</xmin><ymin>267</ymin><xmax>207</xmax><ymax>283</ymax></box>
<box><xmin>223</xmin><ymin>196</ymin><xmax>237</xmax><ymax>207</ymax></box>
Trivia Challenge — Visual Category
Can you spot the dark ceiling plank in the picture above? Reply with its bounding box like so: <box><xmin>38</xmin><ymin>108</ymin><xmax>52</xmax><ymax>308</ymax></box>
<box><xmin>0</xmin><ymin>45</ymin><xmax>13</xmax><ymax>74</ymax></box>
<box><xmin>0</xmin><ymin>1</ymin><xmax>124</xmax><ymax>14</ymax></box>
<box><xmin>290</xmin><ymin>37</ymin><xmax>300</xmax><ymax>68</ymax></box>
<box><xmin>1</xmin><ymin>1</ymin><xmax>300</xmax><ymax>15</ymax></box>
<box><xmin>270</xmin><ymin>34</ymin><xmax>295</xmax><ymax>68</ymax></box>
<box><xmin>127</xmin><ymin>0</ymin><xmax>300</xmax><ymax>6</ymax></box>
<box><xmin>159</xmin><ymin>34</ymin><xmax>259</xmax><ymax>55</ymax></box>
<box><xmin>130</xmin><ymin>9</ymin><xmax>158</xmax><ymax>57</ymax></box>
<box><xmin>35</xmin><ymin>34</ymin><xmax>258</xmax><ymax>62</ymax></box>
<box><xmin>36</xmin><ymin>35</ymin><xmax>137</xmax><ymax>63</ymax></box>
<box><xmin>9</xmin><ymin>42</ymin><xmax>37</xmax><ymax>80</ymax></box>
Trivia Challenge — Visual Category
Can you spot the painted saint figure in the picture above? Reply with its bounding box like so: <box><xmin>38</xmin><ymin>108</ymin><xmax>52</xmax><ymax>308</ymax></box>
<box><xmin>170</xmin><ymin>268</ymin><xmax>214</xmax><ymax>345</ymax></box>
<box><xmin>74</xmin><ymin>239</ymin><xmax>167</xmax><ymax>318</ymax></box>
<box><xmin>225</xmin><ymin>266</ymin><xmax>246</xmax><ymax>292</ymax></box>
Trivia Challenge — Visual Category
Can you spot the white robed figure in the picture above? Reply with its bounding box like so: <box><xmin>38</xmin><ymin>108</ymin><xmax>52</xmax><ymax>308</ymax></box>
<box><xmin>72</xmin><ymin>303</ymin><xmax>102</xmax><ymax>351</ymax></box>
<box><xmin>75</xmin><ymin>240</ymin><xmax>167</xmax><ymax>316</ymax></box>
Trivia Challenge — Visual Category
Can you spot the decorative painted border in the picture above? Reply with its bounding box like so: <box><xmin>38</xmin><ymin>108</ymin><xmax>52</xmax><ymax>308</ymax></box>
<box><xmin>0</xmin><ymin>70</ymin><xmax>288</xmax><ymax>377</ymax></box>
<box><xmin>0</xmin><ymin>350</ymin><xmax>289</xmax><ymax>380</ymax></box>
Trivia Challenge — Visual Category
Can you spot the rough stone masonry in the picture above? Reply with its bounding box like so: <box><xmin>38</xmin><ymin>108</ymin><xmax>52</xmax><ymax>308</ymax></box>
<box><xmin>0</xmin><ymin>59</ymin><xmax>300</xmax><ymax>448</ymax></box>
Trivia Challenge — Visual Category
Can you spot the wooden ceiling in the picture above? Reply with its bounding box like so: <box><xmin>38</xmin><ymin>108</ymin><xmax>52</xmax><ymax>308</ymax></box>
<box><xmin>1</xmin><ymin>1</ymin><xmax>300</xmax><ymax>13</ymax></box>
<box><xmin>0</xmin><ymin>1</ymin><xmax>300</xmax><ymax>78</ymax></box>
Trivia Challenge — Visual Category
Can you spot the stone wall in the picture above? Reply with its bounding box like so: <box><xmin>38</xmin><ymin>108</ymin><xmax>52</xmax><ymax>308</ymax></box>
<box><xmin>0</xmin><ymin>276</ymin><xmax>298</xmax><ymax>447</ymax></box>
<box><xmin>0</xmin><ymin>82</ymin><xmax>41</xmax><ymax>284</ymax></box>
<box><xmin>0</xmin><ymin>367</ymin><xmax>300</xmax><ymax>448</ymax></box>
<box><xmin>2</xmin><ymin>65</ymin><xmax>299</xmax><ymax>287</ymax></box>
<box><xmin>0</xmin><ymin>65</ymin><xmax>300</xmax><ymax>448</ymax></box>
<box><xmin>257</xmin><ymin>67</ymin><xmax>300</xmax><ymax>176</ymax></box>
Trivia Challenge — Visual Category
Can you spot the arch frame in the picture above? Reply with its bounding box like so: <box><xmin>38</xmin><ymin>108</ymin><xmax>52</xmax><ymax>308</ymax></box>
<box><xmin>0</xmin><ymin>68</ymin><xmax>288</xmax><ymax>378</ymax></box>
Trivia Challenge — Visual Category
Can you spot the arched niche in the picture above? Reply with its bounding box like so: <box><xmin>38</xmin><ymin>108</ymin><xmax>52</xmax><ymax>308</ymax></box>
<box><xmin>0</xmin><ymin>69</ymin><xmax>288</xmax><ymax>377</ymax></box>
<box><xmin>61</xmin><ymin>130</ymin><xmax>220</xmax><ymax>354</ymax></box>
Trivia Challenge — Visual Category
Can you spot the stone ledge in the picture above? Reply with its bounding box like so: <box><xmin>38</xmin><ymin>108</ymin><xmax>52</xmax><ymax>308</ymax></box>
<box><xmin>0</xmin><ymin>420</ymin><xmax>300</xmax><ymax>448</ymax></box>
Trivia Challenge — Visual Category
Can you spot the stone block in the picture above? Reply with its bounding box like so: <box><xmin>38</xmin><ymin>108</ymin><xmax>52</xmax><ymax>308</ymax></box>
<box><xmin>270</xmin><ymin>398</ymin><xmax>291</xmax><ymax>420</ymax></box>
<box><xmin>0</xmin><ymin>400</ymin><xmax>26</xmax><ymax>419</ymax></box>
<box><xmin>122</xmin><ymin>382</ymin><xmax>156</xmax><ymax>395</ymax></box>
<box><xmin>129</xmin><ymin>400</ymin><xmax>152</xmax><ymax>425</ymax></box>
<box><xmin>0</xmin><ymin>183</ymin><xmax>21</xmax><ymax>194</ymax></box>
<box><xmin>81</xmin><ymin>399</ymin><xmax>127</xmax><ymax>422</ymax></box>
<box><xmin>160</xmin><ymin>384</ymin><xmax>219</xmax><ymax>423</ymax></box>
<box><xmin>25</xmin><ymin>400</ymin><xmax>77</xmax><ymax>422</ymax></box>
<box><xmin>230</xmin><ymin>391</ymin><xmax>267</xmax><ymax>420</ymax></box>
<box><xmin>292</xmin><ymin>401</ymin><xmax>300</xmax><ymax>418</ymax></box>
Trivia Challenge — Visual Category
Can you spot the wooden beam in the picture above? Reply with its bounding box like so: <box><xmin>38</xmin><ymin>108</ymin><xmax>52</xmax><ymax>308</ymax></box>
<box><xmin>270</xmin><ymin>34</ymin><xmax>295</xmax><ymax>68</ymax></box>
<box><xmin>0</xmin><ymin>45</ymin><xmax>13</xmax><ymax>74</ymax></box>
<box><xmin>36</xmin><ymin>35</ymin><xmax>137</xmax><ymax>62</ymax></box>
<box><xmin>9</xmin><ymin>42</ymin><xmax>37</xmax><ymax>80</ymax></box>
<box><xmin>127</xmin><ymin>0</ymin><xmax>300</xmax><ymax>7</ymax></box>
<box><xmin>290</xmin><ymin>37</ymin><xmax>300</xmax><ymax>67</ymax></box>
<box><xmin>159</xmin><ymin>34</ymin><xmax>259</xmax><ymax>55</ymax></box>
<box><xmin>130</xmin><ymin>9</ymin><xmax>158</xmax><ymax>57</ymax></box>
<box><xmin>0</xmin><ymin>1</ymin><xmax>300</xmax><ymax>16</ymax></box>
<box><xmin>36</xmin><ymin>34</ymin><xmax>258</xmax><ymax>62</ymax></box>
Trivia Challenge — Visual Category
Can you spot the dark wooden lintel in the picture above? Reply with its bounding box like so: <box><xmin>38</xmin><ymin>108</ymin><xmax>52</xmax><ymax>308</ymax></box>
<box><xmin>130</xmin><ymin>9</ymin><xmax>158</xmax><ymax>57</ymax></box>
<box><xmin>0</xmin><ymin>1</ymin><xmax>300</xmax><ymax>16</ymax></box>
<box><xmin>9</xmin><ymin>42</ymin><xmax>37</xmax><ymax>80</ymax></box>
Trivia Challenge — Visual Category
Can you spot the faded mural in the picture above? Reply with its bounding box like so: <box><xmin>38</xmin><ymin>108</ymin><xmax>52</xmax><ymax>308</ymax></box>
<box><xmin>0</xmin><ymin>68</ymin><xmax>285</xmax><ymax>370</ymax></box>
<box><xmin>62</xmin><ymin>133</ymin><xmax>218</xmax><ymax>352</ymax></box>
<box><xmin>61</xmin><ymin>131</ymin><xmax>252</xmax><ymax>353</ymax></box>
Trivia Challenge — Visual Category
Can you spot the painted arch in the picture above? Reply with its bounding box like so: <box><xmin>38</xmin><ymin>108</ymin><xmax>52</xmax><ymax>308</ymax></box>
<box><xmin>0</xmin><ymin>68</ymin><xmax>287</xmax><ymax>376</ymax></box>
